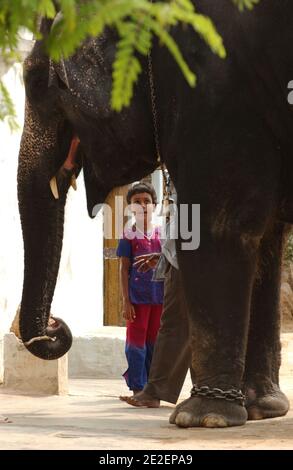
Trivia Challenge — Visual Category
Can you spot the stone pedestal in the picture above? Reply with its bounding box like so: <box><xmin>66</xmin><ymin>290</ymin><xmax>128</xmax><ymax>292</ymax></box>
<box><xmin>3</xmin><ymin>333</ymin><xmax>68</xmax><ymax>395</ymax></box>
<box><xmin>0</xmin><ymin>337</ymin><xmax>3</xmax><ymax>384</ymax></box>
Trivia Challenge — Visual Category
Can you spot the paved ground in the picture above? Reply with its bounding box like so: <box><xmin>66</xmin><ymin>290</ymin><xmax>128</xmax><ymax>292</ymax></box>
<box><xmin>0</xmin><ymin>335</ymin><xmax>293</xmax><ymax>450</ymax></box>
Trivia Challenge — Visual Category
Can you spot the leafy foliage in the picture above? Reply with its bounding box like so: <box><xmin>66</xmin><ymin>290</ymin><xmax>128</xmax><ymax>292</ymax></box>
<box><xmin>0</xmin><ymin>0</ymin><xmax>260</xmax><ymax>126</ymax></box>
<box><xmin>0</xmin><ymin>79</ymin><xmax>19</xmax><ymax>131</ymax></box>
<box><xmin>45</xmin><ymin>0</ymin><xmax>227</xmax><ymax>111</ymax></box>
<box><xmin>232</xmin><ymin>0</ymin><xmax>260</xmax><ymax>11</ymax></box>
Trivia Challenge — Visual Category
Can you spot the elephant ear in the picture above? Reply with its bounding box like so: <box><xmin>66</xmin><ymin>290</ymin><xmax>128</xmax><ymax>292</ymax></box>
<box><xmin>82</xmin><ymin>157</ymin><xmax>110</xmax><ymax>218</ymax></box>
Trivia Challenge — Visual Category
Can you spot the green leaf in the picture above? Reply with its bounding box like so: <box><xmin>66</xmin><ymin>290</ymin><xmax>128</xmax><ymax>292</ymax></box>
<box><xmin>232</xmin><ymin>0</ymin><xmax>260</xmax><ymax>11</ymax></box>
<box><xmin>191</xmin><ymin>13</ymin><xmax>226</xmax><ymax>59</ymax></box>
<box><xmin>0</xmin><ymin>79</ymin><xmax>19</xmax><ymax>132</ymax></box>
<box><xmin>150</xmin><ymin>17</ymin><xmax>196</xmax><ymax>87</ymax></box>
<box><xmin>38</xmin><ymin>0</ymin><xmax>56</xmax><ymax>19</ymax></box>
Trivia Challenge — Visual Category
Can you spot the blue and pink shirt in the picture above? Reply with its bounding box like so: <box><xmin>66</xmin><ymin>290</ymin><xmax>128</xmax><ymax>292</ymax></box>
<box><xmin>117</xmin><ymin>226</ymin><xmax>164</xmax><ymax>305</ymax></box>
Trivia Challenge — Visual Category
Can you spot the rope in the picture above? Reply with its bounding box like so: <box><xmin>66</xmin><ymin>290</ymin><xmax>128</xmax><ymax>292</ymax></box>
<box><xmin>23</xmin><ymin>335</ymin><xmax>57</xmax><ymax>347</ymax></box>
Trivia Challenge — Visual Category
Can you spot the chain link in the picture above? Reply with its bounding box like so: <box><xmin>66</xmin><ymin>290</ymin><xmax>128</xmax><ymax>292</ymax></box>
<box><xmin>147</xmin><ymin>51</ymin><xmax>161</xmax><ymax>166</ymax></box>
<box><xmin>190</xmin><ymin>385</ymin><xmax>246</xmax><ymax>407</ymax></box>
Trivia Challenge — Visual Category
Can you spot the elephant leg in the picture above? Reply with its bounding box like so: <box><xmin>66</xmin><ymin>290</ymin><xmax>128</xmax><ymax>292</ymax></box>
<box><xmin>169</xmin><ymin>224</ymin><xmax>260</xmax><ymax>428</ymax></box>
<box><xmin>243</xmin><ymin>222</ymin><xmax>290</xmax><ymax>420</ymax></box>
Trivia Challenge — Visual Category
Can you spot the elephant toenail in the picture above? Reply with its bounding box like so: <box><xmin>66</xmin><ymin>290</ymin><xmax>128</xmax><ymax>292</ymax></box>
<box><xmin>201</xmin><ymin>414</ymin><xmax>228</xmax><ymax>428</ymax></box>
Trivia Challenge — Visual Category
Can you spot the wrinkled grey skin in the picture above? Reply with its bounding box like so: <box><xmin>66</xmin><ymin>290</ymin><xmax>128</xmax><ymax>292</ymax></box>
<box><xmin>18</xmin><ymin>1</ymin><xmax>293</xmax><ymax>427</ymax></box>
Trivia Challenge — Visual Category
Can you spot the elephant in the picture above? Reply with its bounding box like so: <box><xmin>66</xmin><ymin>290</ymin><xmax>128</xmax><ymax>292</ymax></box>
<box><xmin>17</xmin><ymin>0</ymin><xmax>293</xmax><ymax>428</ymax></box>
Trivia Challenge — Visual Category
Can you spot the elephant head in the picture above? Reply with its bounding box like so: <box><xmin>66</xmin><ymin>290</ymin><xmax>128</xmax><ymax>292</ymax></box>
<box><xmin>17</xmin><ymin>19</ymin><xmax>157</xmax><ymax>360</ymax></box>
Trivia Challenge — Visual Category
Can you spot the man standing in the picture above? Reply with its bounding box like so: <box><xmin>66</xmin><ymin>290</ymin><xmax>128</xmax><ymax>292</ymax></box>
<box><xmin>120</xmin><ymin>214</ymin><xmax>196</xmax><ymax>407</ymax></box>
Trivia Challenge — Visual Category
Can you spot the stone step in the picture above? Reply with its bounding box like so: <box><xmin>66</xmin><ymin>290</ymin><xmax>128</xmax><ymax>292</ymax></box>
<box><xmin>0</xmin><ymin>329</ymin><xmax>292</xmax><ymax>392</ymax></box>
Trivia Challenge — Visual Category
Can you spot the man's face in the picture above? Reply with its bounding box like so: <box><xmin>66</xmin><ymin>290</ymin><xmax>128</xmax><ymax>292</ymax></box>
<box><xmin>130</xmin><ymin>192</ymin><xmax>155</xmax><ymax>227</ymax></box>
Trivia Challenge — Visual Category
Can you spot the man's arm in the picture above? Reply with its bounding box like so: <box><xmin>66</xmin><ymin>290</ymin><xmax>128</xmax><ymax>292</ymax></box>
<box><xmin>133</xmin><ymin>253</ymin><xmax>160</xmax><ymax>272</ymax></box>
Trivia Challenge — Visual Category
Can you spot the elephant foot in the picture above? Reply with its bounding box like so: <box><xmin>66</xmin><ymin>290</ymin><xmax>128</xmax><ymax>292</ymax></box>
<box><xmin>245</xmin><ymin>384</ymin><xmax>290</xmax><ymax>420</ymax></box>
<box><xmin>169</xmin><ymin>397</ymin><xmax>247</xmax><ymax>428</ymax></box>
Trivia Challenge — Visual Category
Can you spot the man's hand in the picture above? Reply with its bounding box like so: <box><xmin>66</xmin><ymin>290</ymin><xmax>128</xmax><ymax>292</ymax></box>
<box><xmin>122</xmin><ymin>299</ymin><xmax>136</xmax><ymax>322</ymax></box>
<box><xmin>133</xmin><ymin>253</ymin><xmax>160</xmax><ymax>272</ymax></box>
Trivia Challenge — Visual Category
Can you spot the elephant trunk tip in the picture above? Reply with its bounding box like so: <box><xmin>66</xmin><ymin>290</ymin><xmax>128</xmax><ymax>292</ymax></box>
<box><xmin>22</xmin><ymin>317</ymin><xmax>73</xmax><ymax>360</ymax></box>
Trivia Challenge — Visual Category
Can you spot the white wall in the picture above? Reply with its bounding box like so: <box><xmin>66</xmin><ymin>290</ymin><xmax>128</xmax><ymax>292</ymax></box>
<box><xmin>0</xmin><ymin>64</ymin><xmax>104</xmax><ymax>339</ymax></box>
<box><xmin>0</xmin><ymin>65</ymin><xmax>25</xmax><ymax>336</ymax></box>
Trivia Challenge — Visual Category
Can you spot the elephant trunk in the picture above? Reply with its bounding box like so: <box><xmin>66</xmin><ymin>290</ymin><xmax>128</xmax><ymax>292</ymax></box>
<box><xmin>17</xmin><ymin>103</ymin><xmax>72</xmax><ymax>360</ymax></box>
<box><xmin>18</xmin><ymin>194</ymin><xmax>72</xmax><ymax>360</ymax></box>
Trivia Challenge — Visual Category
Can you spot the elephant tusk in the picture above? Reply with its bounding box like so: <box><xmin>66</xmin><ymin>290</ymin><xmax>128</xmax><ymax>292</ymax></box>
<box><xmin>71</xmin><ymin>174</ymin><xmax>77</xmax><ymax>191</ymax></box>
<box><xmin>23</xmin><ymin>335</ymin><xmax>57</xmax><ymax>347</ymax></box>
<box><xmin>50</xmin><ymin>176</ymin><xmax>59</xmax><ymax>199</ymax></box>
